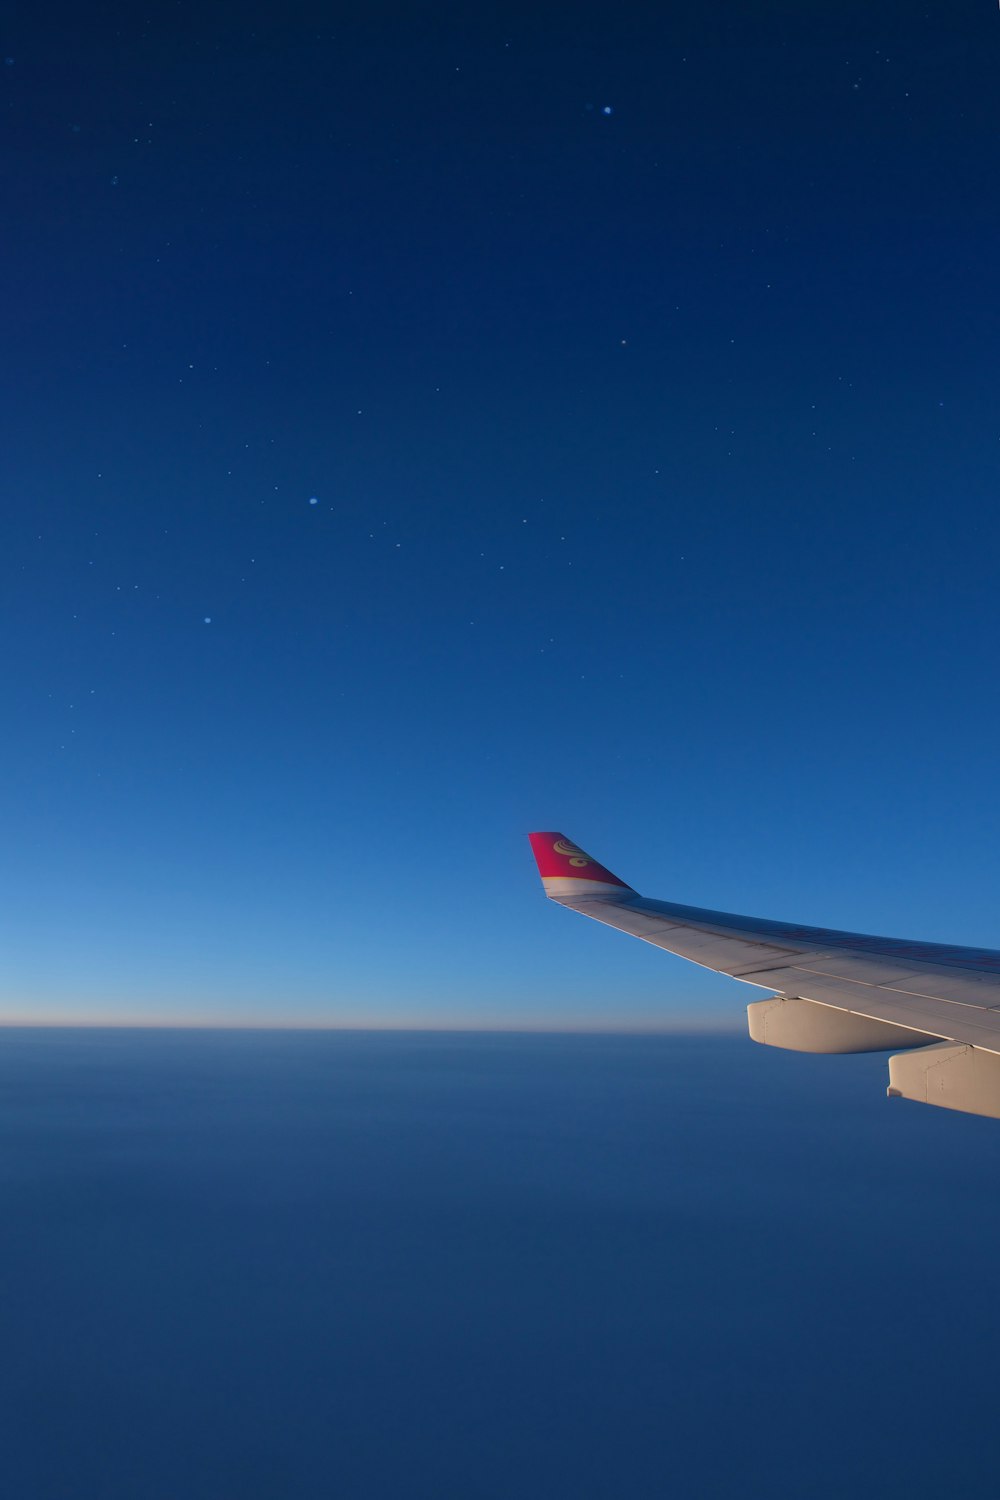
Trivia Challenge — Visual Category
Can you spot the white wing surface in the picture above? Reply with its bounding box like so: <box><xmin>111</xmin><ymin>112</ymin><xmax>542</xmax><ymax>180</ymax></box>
<box><xmin>529</xmin><ymin>832</ymin><xmax>1000</xmax><ymax>1120</ymax></box>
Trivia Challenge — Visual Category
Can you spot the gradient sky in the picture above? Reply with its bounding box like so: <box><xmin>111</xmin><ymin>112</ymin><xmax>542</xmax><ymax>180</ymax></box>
<box><xmin>4</xmin><ymin>2</ymin><xmax>1000</xmax><ymax>1026</ymax></box>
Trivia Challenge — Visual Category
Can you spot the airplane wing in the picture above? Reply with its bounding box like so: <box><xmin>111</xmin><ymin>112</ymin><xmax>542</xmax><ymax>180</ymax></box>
<box><xmin>528</xmin><ymin>831</ymin><xmax>1000</xmax><ymax>1120</ymax></box>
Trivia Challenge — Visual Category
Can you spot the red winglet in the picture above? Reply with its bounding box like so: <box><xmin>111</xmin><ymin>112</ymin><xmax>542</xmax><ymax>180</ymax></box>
<box><xmin>528</xmin><ymin>832</ymin><xmax>632</xmax><ymax>888</ymax></box>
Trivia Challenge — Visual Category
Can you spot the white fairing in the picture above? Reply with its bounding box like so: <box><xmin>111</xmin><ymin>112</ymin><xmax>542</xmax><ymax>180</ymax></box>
<box><xmin>747</xmin><ymin>996</ymin><xmax>931</xmax><ymax>1054</ymax></box>
<box><xmin>887</xmin><ymin>1043</ymin><xmax>1000</xmax><ymax>1121</ymax></box>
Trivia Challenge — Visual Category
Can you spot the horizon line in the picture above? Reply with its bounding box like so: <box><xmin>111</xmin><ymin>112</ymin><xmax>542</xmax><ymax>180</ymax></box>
<box><xmin>0</xmin><ymin>1017</ymin><xmax>744</xmax><ymax>1036</ymax></box>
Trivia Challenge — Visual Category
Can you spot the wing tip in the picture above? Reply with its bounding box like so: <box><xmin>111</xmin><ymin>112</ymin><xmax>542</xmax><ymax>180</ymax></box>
<box><xmin>528</xmin><ymin>832</ymin><xmax>633</xmax><ymax>892</ymax></box>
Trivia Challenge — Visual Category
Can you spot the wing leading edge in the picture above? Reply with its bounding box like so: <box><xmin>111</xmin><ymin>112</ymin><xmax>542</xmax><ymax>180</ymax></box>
<box><xmin>528</xmin><ymin>831</ymin><xmax>1000</xmax><ymax>1121</ymax></box>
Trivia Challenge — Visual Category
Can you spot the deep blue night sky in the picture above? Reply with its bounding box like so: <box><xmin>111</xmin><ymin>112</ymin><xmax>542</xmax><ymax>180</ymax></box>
<box><xmin>4</xmin><ymin>3</ymin><xmax>1000</xmax><ymax>1023</ymax></box>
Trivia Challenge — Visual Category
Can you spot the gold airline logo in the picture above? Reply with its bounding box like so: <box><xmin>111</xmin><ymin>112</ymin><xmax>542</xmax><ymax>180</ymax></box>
<box><xmin>553</xmin><ymin>838</ymin><xmax>591</xmax><ymax>868</ymax></box>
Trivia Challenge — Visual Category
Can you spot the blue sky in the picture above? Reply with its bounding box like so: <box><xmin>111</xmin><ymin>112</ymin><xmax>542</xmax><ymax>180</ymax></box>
<box><xmin>4</xmin><ymin>2</ymin><xmax>1000</xmax><ymax>1025</ymax></box>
